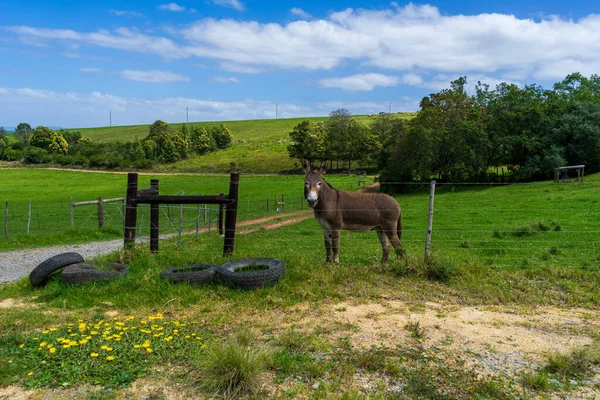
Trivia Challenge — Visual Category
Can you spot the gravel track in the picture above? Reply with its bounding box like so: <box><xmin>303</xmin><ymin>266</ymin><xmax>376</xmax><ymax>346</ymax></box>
<box><xmin>0</xmin><ymin>239</ymin><xmax>125</xmax><ymax>284</ymax></box>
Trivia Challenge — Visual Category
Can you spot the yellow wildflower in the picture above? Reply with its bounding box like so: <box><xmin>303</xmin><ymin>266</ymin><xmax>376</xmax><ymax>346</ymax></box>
<box><xmin>19</xmin><ymin>344</ymin><xmax>25</xmax><ymax>348</ymax></box>
<box><xmin>39</xmin><ymin>342</ymin><xmax>47</xmax><ymax>348</ymax></box>
<box><xmin>27</xmin><ymin>371</ymin><xmax>34</xmax><ymax>376</ymax></box>
<box><xmin>49</xmin><ymin>348</ymin><xmax>57</xmax><ymax>354</ymax></box>
<box><xmin>90</xmin><ymin>352</ymin><xmax>99</xmax><ymax>357</ymax></box>
<box><xmin>106</xmin><ymin>356</ymin><xmax>115</xmax><ymax>361</ymax></box>
<box><xmin>146</xmin><ymin>348</ymin><xmax>153</xmax><ymax>353</ymax></box>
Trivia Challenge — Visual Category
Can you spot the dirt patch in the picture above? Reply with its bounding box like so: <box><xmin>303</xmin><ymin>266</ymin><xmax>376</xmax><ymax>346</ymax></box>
<box><xmin>0</xmin><ymin>298</ymin><xmax>38</xmax><ymax>309</ymax></box>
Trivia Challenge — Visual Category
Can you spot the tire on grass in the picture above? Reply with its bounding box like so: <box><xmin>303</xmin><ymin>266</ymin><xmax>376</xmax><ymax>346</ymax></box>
<box><xmin>217</xmin><ymin>258</ymin><xmax>285</xmax><ymax>290</ymax></box>
<box><xmin>160</xmin><ymin>264</ymin><xmax>217</xmax><ymax>285</ymax></box>
<box><xmin>61</xmin><ymin>262</ymin><xmax>129</xmax><ymax>285</ymax></box>
<box><xmin>30</xmin><ymin>252</ymin><xmax>85</xmax><ymax>287</ymax></box>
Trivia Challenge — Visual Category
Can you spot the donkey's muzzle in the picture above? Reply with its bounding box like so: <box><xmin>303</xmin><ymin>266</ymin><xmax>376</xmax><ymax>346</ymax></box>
<box><xmin>306</xmin><ymin>198</ymin><xmax>318</xmax><ymax>207</ymax></box>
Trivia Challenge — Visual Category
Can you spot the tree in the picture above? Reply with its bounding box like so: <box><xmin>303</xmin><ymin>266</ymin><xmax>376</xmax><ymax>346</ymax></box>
<box><xmin>287</xmin><ymin>120</ymin><xmax>326</xmax><ymax>163</ymax></box>
<box><xmin>210</xmin><ymin>124</ymin><xmax>233</xmax><ymax>149</ymax></box>
<box><xmin>15</xmin><ymin>123</ymin><xmax>32</xmax><ymax>145</ymax></box>
<box><xmin>148</xmin><ymin>120</ymin><xmax>172</xmax><ymax>138</ymax></box>
<box><xmin>324</xmin><ymin>109</ymin><xmax>352</xmax><ymax>168</ymax></box>
<box><xmin>30</xmin><ymin>126</ymin><xmax>69</xmax><ymax>155</ymax></box>
<box><xmin>190</xmin><ymin>126</ymin><xmax>213</xmax><ymax>155</ymax></box>
<box><xmin>370</xmin><ymin>113</ymin><xmax>407</xmax><ymax>170</ymax></box>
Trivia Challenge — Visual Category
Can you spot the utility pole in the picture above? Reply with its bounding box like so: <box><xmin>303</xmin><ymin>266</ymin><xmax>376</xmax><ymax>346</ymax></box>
<box><xmin>110</xmin><ymin>110</ymin><xmax>112</xmax><ymax>127</ymax></box>
<box><xmin>275</xmin><ymin>103</ymin><xmax>278</xmax><ymax>119</ymax></box>
<box><xmin>186</xmin><ymin>107</ymin><xmax>188</xmax><ymax>123</ymax></box>
<box><xmin>388</xmin><ymin>102</ymin><xmax>391</xmax><ymax>114</ymax></box>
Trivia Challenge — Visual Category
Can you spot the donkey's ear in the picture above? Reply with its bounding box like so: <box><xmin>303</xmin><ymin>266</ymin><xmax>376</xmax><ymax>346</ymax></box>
<box><xmin>302</xmin><ymin>158</ymin><xmax>311</xmax><ymax>173</ymax></box>
<box><xmin>318</xmin><ymin>160</ymin><xmax>328</xmax><ymax>174</ymax></box>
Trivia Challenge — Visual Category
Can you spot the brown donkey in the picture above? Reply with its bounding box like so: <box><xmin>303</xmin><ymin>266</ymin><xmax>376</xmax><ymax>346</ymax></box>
<box><xmin>303</xmin><ymin>159</ymin><xmax>404</xmax><ymax>264</ymax></box>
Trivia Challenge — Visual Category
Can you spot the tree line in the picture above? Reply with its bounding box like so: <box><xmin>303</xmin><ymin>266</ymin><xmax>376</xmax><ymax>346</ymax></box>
<box><xmin>0</xmin><ymin>120</ymin><xmax>232</xmax><ymax>169</ymax></box>
<box><xmin>288</xmin><ymin>72</ymin><xmax>600</xmax><ymax>187</ymax></box>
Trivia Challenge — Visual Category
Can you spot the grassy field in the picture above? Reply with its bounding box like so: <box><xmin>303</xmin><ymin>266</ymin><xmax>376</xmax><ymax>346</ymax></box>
<box><xmin>0</xmin><ymin>169</ymin><xmax>365</xmax><ymax>252</ymax></box>
<box><xmin>1</xmin><ymin>170</ymin><xmax>599</xmax><ymax>398</ymax></box>
<box><xmin>64</xmin><ymin>114</ymin><xmax>416</xmax><ymax>173</ymax></box>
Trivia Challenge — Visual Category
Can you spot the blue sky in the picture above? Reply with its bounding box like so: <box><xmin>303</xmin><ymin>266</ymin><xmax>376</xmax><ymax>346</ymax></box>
<box><xmin>1</xmin><ymin>0</ymin><xmax>599</xmax><ymax>129</ymax></box>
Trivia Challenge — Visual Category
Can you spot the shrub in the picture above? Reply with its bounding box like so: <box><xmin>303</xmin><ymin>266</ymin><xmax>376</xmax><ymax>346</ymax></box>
<box><xmin>394</xmin><ymin>255</ymin><xmax>458</xmax><ymax>283</ymax></box>
<box><xmin>23</xmin><ymin>147</ymin><xmax>52</xmax><ymax>164</ymax></box>
<box><xmin>2</xmin><ymin>148</ymin><xmax>22</xmax><ymax>161</ymax></box>
<box><xmin>211</xmin><ymin>124</ymin><xmax>233</xmax><ymax>149</ymax></box>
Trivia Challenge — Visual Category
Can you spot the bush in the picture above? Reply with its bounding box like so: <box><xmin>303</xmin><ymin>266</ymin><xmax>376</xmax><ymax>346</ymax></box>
<box><xmin>23</xmin><ymin>147</ymin><xmax>52</xmax><ymax>164</ymax></box>
<box><xmin>394</xmin><ymin>255</ymin><xmax>458</xmax><ymax>283</ymax></box>
<box><xmin>2</xmin><ymin>148</ymin><xmax>22</xmax><ymax>161</ymax></box>
<box><xmin>54</xmin><ymin>154</ymin><xmax>76</xmax><ymax>166</ymax></box>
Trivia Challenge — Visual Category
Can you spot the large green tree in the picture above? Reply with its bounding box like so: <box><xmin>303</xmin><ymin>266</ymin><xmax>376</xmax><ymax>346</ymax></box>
<box><xmin>30</xmin><ymin>126</ymin><xmax>68</xmax><ymax>155</ymax></box>
<box><xmin>15</xmin><ymin>123</ymin><xmax>32</xmax><ymax>145</ymax></box>
<box><xmin>287</xmin><ymin>120</ymin><xmax>326</xmax><ymax>163</ymax></box>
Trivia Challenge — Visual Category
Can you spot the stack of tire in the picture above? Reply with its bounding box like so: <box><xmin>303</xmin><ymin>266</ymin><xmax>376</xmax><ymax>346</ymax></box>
<box><xmin>160</xmin><ymin>258</ymin><xmax>285</xmax><ymax>290</ymax></box>
<box><xmin>29</xmin><ymin>252</ymin><xmax>129</xmax><ymax>288</ymax></box>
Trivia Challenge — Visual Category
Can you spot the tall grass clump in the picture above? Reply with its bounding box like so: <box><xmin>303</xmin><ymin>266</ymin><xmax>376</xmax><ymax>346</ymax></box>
<box><xmin>194</xmin><ymin>330</ymin><xmax>272</xmax><ymax>399</ymax></box>
<box><xmin>394</xmin><ymin>255</ymin><xmax>458</xmax><ymax>283</ymax></box>
<box><xmin>543</xmin><ymin>343</ymin><xmax>600</xmax><ymax>377</ymax></box>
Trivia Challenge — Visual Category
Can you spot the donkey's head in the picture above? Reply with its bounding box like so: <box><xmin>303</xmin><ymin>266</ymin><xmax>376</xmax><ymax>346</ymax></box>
<box><xmin>303</xmin><ymin>159</ymin><xmax>328</xmax><ymax>208</ymax></box>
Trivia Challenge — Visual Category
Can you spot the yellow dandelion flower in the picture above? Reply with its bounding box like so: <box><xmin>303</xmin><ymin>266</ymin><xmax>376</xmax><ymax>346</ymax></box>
<box><xmin>146</xmin><ymin>348</ymin><xmax>153</xmax><ymax>353</ymax></box>
<box><xmin>185</xmin><ymin>336</ymin><xmax>191</xmax><ymax>339</ymax></box>
<box><xmin>142</xmin><ymin>340</ymin><xmax>151</xmax><ymax>348</ymax></box>
<box><xmin>62</xmin><ymin>345</ymin><xmax>71</xmax><ymax>349</ymax></box>
<box><xmin>49</xmin><ymin>348</ymin><xmax>57</xmax><ymax>354</ymax></box>
<box><xmin>42</xmin><ymin>330</ymin><xmax>49</xmax><ymax>334</ymax></box>
<box><xmin>134</xmin><ymin>344</ymin><xmax>141</xmax><ymax>349</ymax></box>
<box><xmin>173</xmin><ymin>330</ymin><xmax>179</xmax><ymax>334</ymax></box>
<box><xmin>106</xmin><ymin>356</ymin><xmax>115</xmax><ymax>361</ymax></box>
<box><xmin>33</xmin><ymin>337</ymin><xmax>39</xmax><ymax>341</ymax></box>
<box><xmin>153</xmin><ymin>333</ymin><xmax>163</xmax><ymax>337</ymax></box>
<box><xmin>39</xmin><ymin>342</ymin><xmax>47</xmax><ymax>348</ymax></box>
<box><xmin>19</xmin><ymin>344</ymin><xmax>25</xmax><ymax>348</ymax></box>
<box><xmin>90</xmin><ymin>352</ymin><xmax>99</xmax><ymax>357</ymax></box>
<box><xmin>90</xmin><ymin>331</ymin><xmax>99</xmax><ymax>335</ymax></box>
<box><xmin>79</xmin><ymin>339</ymin><xmax>88</xmax><ymax>345</ymax></box>
<box><xmin>49</xmin><ymin>327</ymin><xmax>57</xmax><ymax>332</ymax></box>
<box><xmin>69</xmin><ymin>333</ymin><xmax>78</xmax><ymax>337</ymax></box>
<box><xmin>27</xmin><ymin>371</ymin><xmax>34</xmax><ymax>376</ymax></box>
<box><xmin>163</xmin><ymin>336</ymin><xmax>173</xmax><ymax>342</ymax></box>
<box><xmin>201</xmin><ymin>344</ymin><xmax>208</xmax><ymax>349</ymax></box>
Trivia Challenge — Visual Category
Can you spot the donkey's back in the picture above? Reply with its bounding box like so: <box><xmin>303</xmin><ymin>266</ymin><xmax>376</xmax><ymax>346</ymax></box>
<box><xmin>333</xmin><ymin>190</ymin><xmax>401</xmax><ymax>235</ymax></box>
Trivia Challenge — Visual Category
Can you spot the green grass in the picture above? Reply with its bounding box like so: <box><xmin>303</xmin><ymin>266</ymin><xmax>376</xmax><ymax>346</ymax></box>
<box><xmin>0</xmin><ymin>169</ymin><xmax>364</xmax><ymax>251</ymax></box>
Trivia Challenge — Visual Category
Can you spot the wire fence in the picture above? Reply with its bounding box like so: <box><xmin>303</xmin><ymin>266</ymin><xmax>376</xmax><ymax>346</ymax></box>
<box><xmin>2</xmin><ymin>176</ymin><xmax>599</xmax><ymax>269</ymax></box>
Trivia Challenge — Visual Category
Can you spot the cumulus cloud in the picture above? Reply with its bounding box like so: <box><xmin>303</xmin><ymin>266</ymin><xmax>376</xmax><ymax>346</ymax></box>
<box><xmin>213</xmin><ymin>0</ymin><xmax>245</xmax><ymax>12</ymax></box>
<box><xmin>108</xmin><ymin>9</ymin><xmax>145</xmax><ymax>18</ymax></box>
<box><xmin>318</xmin><ymin>73</ymin><xmax>401</xmax><ymax>91</ymax></box>
<box><xmin>158</xmin><ymin>3</ymin><xmax>185</xmax><ymax>12</ymax></box>
<box><xmin>290</xmin><ymin>7</ymin><xmax>311</xmax><ymax>19</ymax></box>
<box><xmin>211</xmin><ymin>76</ymin><xmax>240</xmax><ymax>83</ymax></box>
<box><xmin>118</xmin><ymin>70</ymin><xmax>190</xmax><ymax>83</ymax></box>
<box><xmin>7</xmin><ymin>4</ymin><xmax>600</xmax><ymax>81</ymax></box>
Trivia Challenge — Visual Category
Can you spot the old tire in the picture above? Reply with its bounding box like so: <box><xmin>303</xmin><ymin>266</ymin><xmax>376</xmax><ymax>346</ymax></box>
<box><xmin>61</xmin><ymin>262</ymin><xmax>129</xmax><ymax>285</ymax></box>
<box><xmin>217</xmin><ymin>258</ymin><xmax>285</xmax><ymax>290</ymax></box>
<box><xmin>30</xmin><ymin>252</ymin><xmax>85</xmax><ymax>287</ymax></box>
<box><xmin>160</xmin><ymin>264</ymin><xmax>217</xmax><ymax>285</ymax></box>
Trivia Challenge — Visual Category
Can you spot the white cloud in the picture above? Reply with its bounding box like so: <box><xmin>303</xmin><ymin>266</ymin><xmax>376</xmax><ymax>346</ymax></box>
<box><xmin>7</xmin><ymin>4</ymin><xmax>600</xmax><ymax>81</ymax></box>
<box><xmin>158</xmin><ymin>3</ymin><xmax>185</xmax><ymax>12</ymax></box>
<box><xmin>318</xmin><ymin>73</ymin><xmax>401</xmax><ymax>91</ymax></box>
<box><xmin>219</xmin><ymin>62</ymin><xmax>263</xmax><ymax>74</ymax></box>
<box><xmin>211</xmin><ymin>76</ymin><xmax>240</xmax><ymax>83</ymax></box>
<box><xmin>290</xmin><ymin>7</ymin><xmax>311</xmax><ymax>19</ymax></box>
<box><xmin>213</xmin><ymin>0</ymin><xmax>245</xmax><ymax>12</ymax></box>
<box><xmin>108</xmin><ymin>9</ymin><xmax>145</xmax><ymax>18</ymax></box>
<box><xmin>118</xmin><ymin>70</ymin><xmax>190</xmax><ymax>83</ymax></box>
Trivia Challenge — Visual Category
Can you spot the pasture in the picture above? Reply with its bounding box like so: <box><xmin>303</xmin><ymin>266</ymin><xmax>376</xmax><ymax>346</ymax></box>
<box><xmin>1</xmin><ymin>169</ymin><xmax>599</xmax><ymax>398</ymax></box>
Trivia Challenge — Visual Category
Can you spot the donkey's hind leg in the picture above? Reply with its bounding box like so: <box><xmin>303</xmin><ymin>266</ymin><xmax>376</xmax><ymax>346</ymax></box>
<box><xmin>376</xmin><ymin>227</ymin><xmax>391</xmax><ymax>264</ymax></box>
<box><xmin>383</xmin><ymin>225</ymin><xmax>405</xmax><ymax>259</ymax></box>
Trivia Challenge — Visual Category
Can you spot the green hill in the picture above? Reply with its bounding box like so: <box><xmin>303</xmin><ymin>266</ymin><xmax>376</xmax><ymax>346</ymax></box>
<box><xmin>67</xmin><ymin>114</ymin><xmax>416</xmax><ymax>174</ymax></box>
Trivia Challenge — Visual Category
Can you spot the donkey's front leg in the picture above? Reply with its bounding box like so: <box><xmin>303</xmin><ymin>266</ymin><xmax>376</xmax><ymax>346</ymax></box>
<box><xmin>331</xmin><ymin>229</ymin><xmax>341</xmax><ymax>263</ymax></box>
<box><xmin>322</xmin><ymin>230</ymin><xmax>333</xmax><ymax>263</ymax></box>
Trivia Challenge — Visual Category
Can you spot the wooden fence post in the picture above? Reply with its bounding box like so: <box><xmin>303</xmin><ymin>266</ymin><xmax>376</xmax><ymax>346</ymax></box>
<box><xmin>69</xmin><ymin>197</ymin><xmax>74</xmax><ymax>229</ymax></box>
<box><xmin>424</xmin><ymin>180</ymin><xmax>436</xmax><ymax>259</ymax></box>
<box><xmin>178</xmin><ymin>190</ymin><xmax>184</xmax><ymax>248</ymax></box>
<box><xmin>27</xmin><ymin>199</ymin><xmax>32</xmax><ymax>236</ymax></box>
<box><xmin>150</xmin><ymin>179</ymin><xmax>159</xmax><ymax>253</ymax></box>
<box><xmin>97</xmin><ymin>197</ymin><xmax>104</xmax><ymax>229</ymax></box>
<box><xmin>3</xmin><ymin>202</ymin><xmax>8</xmax><ymax>240</ymax></box>
<box><xmin>124</xmin><ymin>172</ymin><xmax>139</xmax><ymax>247</ymax></box>
<box><xmin>223</xmin><ymin>172</ymin><xmax>239</xmax><ymax>257</ymax></box>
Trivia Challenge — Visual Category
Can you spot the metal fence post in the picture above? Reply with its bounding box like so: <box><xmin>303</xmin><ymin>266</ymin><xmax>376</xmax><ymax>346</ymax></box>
<box><xmin>424</xmin><ymin>180</ymin><xmax>436</xmax><ymax>259</ymax></box>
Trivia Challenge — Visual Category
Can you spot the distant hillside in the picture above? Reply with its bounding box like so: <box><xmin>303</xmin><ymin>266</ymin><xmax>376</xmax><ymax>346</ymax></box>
<box><xmin>62</xmin><ymin>113</ymin><xmax>416</xmax><ymax>174</ymax></box>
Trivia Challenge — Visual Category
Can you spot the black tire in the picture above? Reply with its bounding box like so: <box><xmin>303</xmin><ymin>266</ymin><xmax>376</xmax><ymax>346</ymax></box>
<box><xmin>61</xmin><ymin>262</ymin><xmax>129</xmax><ymax>285</ymax></box>
<box><xmin>217</xmin><ymin>258</ymin><xmax>285</xmax><ymax>290</ymax></box>
<box><xmin>160</xmin><ymin>264</ymin><xmax>217</xmax><ymax>285</ymax></box>
<box><xmin>30</xmin><ymin>252</ymin><xmax>85</xmax><ymax>287</ymax></box>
